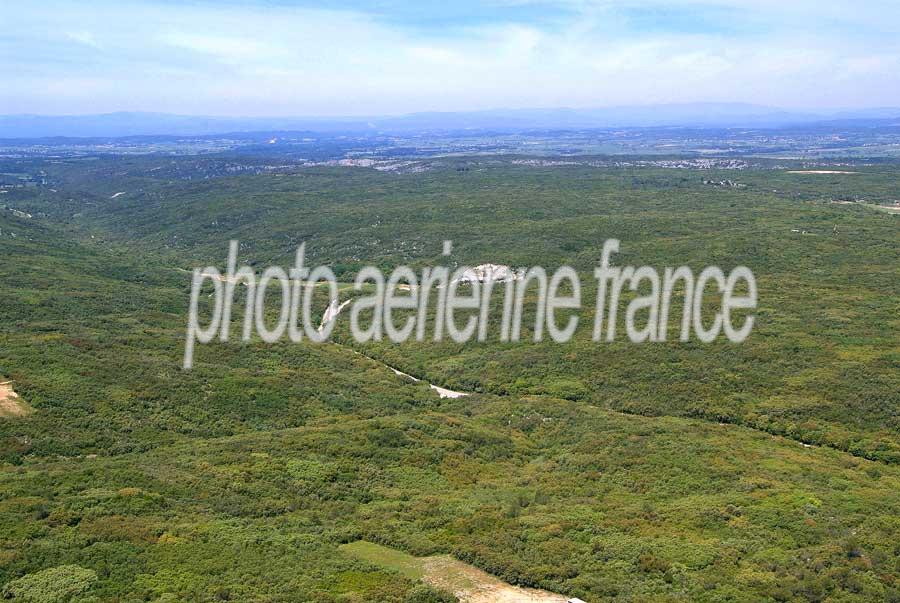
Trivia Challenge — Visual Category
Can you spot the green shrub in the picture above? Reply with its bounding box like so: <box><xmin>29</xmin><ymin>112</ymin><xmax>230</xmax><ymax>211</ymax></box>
<box><xmin>1</xmin><ymin>565</ymin><xmax>97</xmax><ymax>602</ymax></box>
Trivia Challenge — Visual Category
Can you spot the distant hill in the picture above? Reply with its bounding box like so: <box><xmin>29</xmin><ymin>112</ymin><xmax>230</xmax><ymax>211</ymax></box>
<box><xmin>0</xmin><ymin>113</ymin><xmax>369</xmax><ymax>138</ymax></box>
<box><xmin>2</xmin><ymin>104</ymin><xmax>900</xmax><ymax>138</ymax></box>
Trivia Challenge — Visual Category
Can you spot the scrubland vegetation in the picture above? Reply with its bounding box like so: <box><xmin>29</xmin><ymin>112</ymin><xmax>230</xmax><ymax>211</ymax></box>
<box><xmin>0</xmin><ymin>156</ymin><xmax>898</xmax><ymax>601</ymax></box>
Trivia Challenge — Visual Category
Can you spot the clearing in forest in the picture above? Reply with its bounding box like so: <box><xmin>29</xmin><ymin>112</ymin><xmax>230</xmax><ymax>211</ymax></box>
<box><xmin>340</xmin><ymin>541</ymin><xmax>571</xmax><ymax>602</ymax></box>
<box><xmin>0</xmin><ymin>381</ymin><xmax>31</xmax><ymax>418</ymax></box>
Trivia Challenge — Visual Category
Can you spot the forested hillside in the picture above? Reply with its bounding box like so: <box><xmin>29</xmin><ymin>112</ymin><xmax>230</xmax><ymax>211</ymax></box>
<box><xmin>1</xmin><ymin>156</ymin><xmax>898</xmax><ymax>601</ymax></box>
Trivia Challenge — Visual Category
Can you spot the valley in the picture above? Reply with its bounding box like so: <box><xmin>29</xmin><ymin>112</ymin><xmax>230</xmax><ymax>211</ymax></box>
<box><xmin>0</xmin><ymin>150</ymin><xmax>898</xmax><ymax>602</ymax></box>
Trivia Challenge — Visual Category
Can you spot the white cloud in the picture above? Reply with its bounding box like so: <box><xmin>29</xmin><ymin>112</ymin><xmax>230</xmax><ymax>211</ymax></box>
<box><xmin>2</xmin><ymin>0</ymin><xmax>899</xmax><ymax>115</ymax></box>
<box><xmin>65</xmin><ymin>30</ymin><xmax>101</xmax><ymax>49</ymax></box>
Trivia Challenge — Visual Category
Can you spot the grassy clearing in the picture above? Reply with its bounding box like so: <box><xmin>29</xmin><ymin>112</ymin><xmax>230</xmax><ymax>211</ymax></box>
<box><xmin>341</xmin><ymin>541</ymin><xmax>569</xmax><ymax>602</ymax></box>
<box><xmin>341</xmin><ymin>541</ymin><xmax>425</xmax><ymax>580</ymax></box>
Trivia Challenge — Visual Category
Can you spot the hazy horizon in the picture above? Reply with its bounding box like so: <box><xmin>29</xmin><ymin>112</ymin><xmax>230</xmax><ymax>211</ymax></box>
<box><xmin>4</xmin><ymin>102</ymin><xmax>900</xmax><ymax>120</ymax></box>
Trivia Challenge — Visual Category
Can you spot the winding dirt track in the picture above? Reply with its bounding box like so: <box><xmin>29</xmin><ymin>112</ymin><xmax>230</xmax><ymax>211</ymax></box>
<box><xmin>319</xmin><ymin>298</ymin><xmax>469</xmax><ymax>399</ymax></box>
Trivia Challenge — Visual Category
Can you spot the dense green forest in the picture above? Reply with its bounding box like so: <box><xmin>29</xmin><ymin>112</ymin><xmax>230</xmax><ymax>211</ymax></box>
<box><xmin>0</xmin><ymin>156</ymin><xmax>898</xmax><ymax>601</ymax></box>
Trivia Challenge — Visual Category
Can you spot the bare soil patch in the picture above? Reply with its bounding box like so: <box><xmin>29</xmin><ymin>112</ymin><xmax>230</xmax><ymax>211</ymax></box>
<box><xmin>422</xmin><ymin>555</ymin><xmax>569</xmax><ymax>602</ymax></box>
<box><xmin>0</xmin><ymin>381</ymin><xmax>31</xmax><ymax>418</ymax></box>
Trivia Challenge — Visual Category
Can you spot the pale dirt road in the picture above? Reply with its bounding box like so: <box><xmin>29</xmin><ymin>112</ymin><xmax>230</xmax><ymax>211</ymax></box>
<box><xmin>785</xmin><ymin>170</ymin><xmax>859</xmax><ymax>174</ymax></box>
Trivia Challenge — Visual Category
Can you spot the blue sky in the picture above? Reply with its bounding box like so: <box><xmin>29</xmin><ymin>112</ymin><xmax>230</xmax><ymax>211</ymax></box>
<box><xmin>2</xmin><ymin>0</ymin><xmax>899</xmax><ymax>116</ymax></box>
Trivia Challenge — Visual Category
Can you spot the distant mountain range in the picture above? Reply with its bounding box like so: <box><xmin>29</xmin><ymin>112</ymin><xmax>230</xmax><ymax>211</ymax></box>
<box><xmin>2</xmin><ymin>104</ymin><xmax>899</xmax><ymax>138</ymax></box>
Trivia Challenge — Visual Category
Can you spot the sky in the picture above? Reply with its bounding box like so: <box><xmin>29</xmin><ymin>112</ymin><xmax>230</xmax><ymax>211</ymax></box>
<box><xmin>1</xmin><ymin>0</ymin><xmax>899</xmax><ymax>116</ymax></box>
